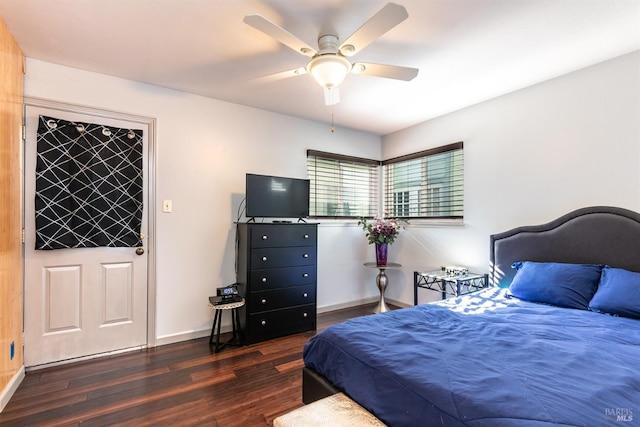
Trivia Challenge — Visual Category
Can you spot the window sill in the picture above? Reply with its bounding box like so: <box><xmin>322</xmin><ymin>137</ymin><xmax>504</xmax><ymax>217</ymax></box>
<box><xmin>314</xmin><ymin>218</ymin><xmax>465</xmax><ymax>227</ymax></box>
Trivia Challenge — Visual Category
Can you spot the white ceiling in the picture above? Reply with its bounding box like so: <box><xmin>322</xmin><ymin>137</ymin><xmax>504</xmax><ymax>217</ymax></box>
<box><xmin>1</xmin><ymin>0</ymin><xmax>639</xmax><ymax>135</ymax></box>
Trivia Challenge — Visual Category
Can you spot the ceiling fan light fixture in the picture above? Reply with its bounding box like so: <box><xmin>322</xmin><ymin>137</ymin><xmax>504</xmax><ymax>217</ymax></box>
<box><xmin>324</xmin><ymin>87</ymin><xmax>340</xmax><ymax>106</ymax></box>
<box><xmin>306</xmin><ymin>55</ymin><xmax>352</xmax><ymax>88</ymax></box>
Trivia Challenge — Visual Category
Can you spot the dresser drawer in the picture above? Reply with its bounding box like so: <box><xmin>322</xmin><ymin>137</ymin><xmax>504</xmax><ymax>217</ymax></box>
<box><xmin>249</xmin><ymin>284</ymin><xmax>316</xmax><ymax>312</ymax></box>
<box><xmin>248</xmin><ymin>304</ymin><xmax>316</xmax><ymax>335</ymax></box>
<box><xmin>251</xmin><ymin>246</ymin><xmax>316</xmax><ymax>269</ymax></box>
<box><xmin>249</xmin><ymin>265</ymin><xmax>316</xmax><ymax>289</ymax></box>
<box><xmin>250</xmin><ymin>224</ymin><xmax>317</xmax><ymax>248</ymax></box>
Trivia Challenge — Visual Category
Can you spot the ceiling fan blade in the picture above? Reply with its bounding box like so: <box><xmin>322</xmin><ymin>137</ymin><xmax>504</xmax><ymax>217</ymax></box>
<box><xmin>352</xmin><ymin>62</ymin><xmax>419</xmax><ymax>81</ymax></box>
<box><xmin>247</xmin><ymin>67</ymin><xmax>308</xmax><ymax>84</ymax></box>
<box><xmin>244</xmin><ymin>14</ymin><xmax>317</xmax><ymax>57</ymax></box>
<box><xmin>339</xmin><ymin>3</ymin><xmax>408</xmax><ymax>57</ymax></box>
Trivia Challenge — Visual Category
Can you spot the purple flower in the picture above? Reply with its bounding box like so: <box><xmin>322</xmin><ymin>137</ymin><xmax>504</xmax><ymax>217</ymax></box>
<box><xmin>357</xmin><ymin>216</ymin><xmax>402</xmax><ymax>245</ymax></box>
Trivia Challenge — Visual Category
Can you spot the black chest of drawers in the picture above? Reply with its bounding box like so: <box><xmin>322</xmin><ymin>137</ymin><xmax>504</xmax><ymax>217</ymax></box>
<box><xmin>236</xmin><ymin>222</ymin><xmax>317</xmax><ymax>344</ymax></box>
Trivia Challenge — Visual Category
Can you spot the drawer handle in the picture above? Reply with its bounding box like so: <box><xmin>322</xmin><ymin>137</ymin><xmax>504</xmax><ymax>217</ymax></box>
<box><xmin>262</xmin><ymin>256</ymin><xmax>268</xmax><ymax>261</ymax></box>
<box><xmin>303</xmin><ymin>293</ymin><xmax>308</xmax><ymax>298</ymax></box>
<box><xmin>262</xmin><ymin>235</ymin><xmax>268</xmax><ymax>240</ymax></box>
<box><xmin>303</xmin><ymin>312</ymin><xmax>308</xmax><ymax>318</ymax></box>
<box><xmin>261</xmin><ymin>299</ymin><xmax>267</xmax><ymax>304</ymax></box>
<box><xmin>303</xmin><ymin>234</ymin><xmax>309</xmax><ymax>239</ymax></box>
<box><xmin>261</xmin><ymin>277</ymin><xmax>267</xmax><ymax>283</ymax></box>
<box><xmin>261</xmin><ymin>320</ymin><xmax>267</xmax><ymax>326</ymax></box>
<box><xmin>302</xmin><ymin>273</ymin><xmax>309</xmax><ymax>278</ymax></box>
<box><xmin>303</xmin><ymin>253</ymin><xmax>309</xmax><ymax>258</ymax></box>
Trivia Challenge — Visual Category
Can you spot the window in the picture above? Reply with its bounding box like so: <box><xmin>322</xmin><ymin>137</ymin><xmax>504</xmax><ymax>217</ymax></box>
<box><xmin>393</xmin><ymin>191</ymin><xmax>410</xmax><ymax>217</ymax></box>
<box><xmin>307</xmin><ymin>142</ymin><xmax>463</xmax><ymax>220</ymax></box>
<box><xmin>307</xmin><ymin>150</ymin><xmax>379</xmax><ymax>218</ymax></box>
<box><xmin>383</xmin><ymin>142</ymin><xmax>463</xmax><ymax>219</ymax></box>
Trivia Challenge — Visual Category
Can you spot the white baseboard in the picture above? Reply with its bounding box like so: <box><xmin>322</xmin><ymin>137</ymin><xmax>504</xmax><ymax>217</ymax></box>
<box><xmin>386</xmin><ymin>297</ymin><xmax>412</xmax><ymax>309</ymax></box>
<box><xmin>160</xmin><ymin>298</ymin><xmax>412</xmax><ymax>347</ymax></box>
<box><xmin>0</xmin><ymin>365</ymin><xmax>25</xmax><ymax>412</ymax></box>
<box><xmin>317</xmin><ymin>297</ymin><xmax>378</xmax><ymax>313</ymax></box>
<box><xmin>155</xmin><ymin>327</ymin><xmax>215</xmax><ymax>347</ymax></box>
<box><xmin>318</xmin><ymin>296</ymin><xmax>411</xmax><ymax>313</ymax></box>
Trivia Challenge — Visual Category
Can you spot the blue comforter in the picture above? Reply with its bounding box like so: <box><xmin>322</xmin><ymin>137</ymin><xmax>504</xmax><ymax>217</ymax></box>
<box><xmin>303</xmin><ymin>288</ymin><xmax>640</xmax><ymax>426</ymax></box>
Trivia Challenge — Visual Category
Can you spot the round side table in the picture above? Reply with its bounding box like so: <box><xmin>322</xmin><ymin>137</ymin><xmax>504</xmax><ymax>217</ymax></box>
<box><xmin>208</xmin><ymin>298</ymin><xmax>245</xmax><ymax>353</ymax></box>
<box><xmin>363</xmin><ymin>262</ymin><xmax>402</xmax><ymax>314</ymax></box>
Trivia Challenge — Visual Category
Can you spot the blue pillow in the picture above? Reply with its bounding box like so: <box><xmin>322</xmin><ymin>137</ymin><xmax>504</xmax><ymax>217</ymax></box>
<box><xmin>589</xmin><ymin>266</ymin><xmax>640</xmax><ymax>319</ymax></box>
<box><xmin>508</xmin><ymin>261</ymin><xmax>603</xmax><ymax>310</ymax></box>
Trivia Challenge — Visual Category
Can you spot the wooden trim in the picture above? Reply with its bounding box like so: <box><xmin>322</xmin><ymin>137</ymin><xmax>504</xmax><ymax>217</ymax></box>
<box><xmin>307</xmin><ymin>149</ymin><xmax>380</xmax><ymax>165</ymax></box>
<box><xmin>0</xmin><ymin>15</ymin><xmax>25</xmax><ymax>407</ymax></box>
<box><xmin>381</xmin><ymin>141</ymin><xmax>463</xmax><ymax>165</ymax></box>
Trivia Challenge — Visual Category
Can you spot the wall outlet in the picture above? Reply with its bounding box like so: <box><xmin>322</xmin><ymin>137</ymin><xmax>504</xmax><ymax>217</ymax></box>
<box><xmin>10</xmin><ymin>341</ymin><xmax>14</xmax><ymax>360</ymax></box>
<box><xmin>162</xmin><ymin>200</ymin><xmax>172</xmax><ymax>213</ymax></box>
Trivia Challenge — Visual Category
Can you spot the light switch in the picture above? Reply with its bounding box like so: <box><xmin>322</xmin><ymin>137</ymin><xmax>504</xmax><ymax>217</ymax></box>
<box><xmin>162</xmin><ymin>200</ymin><xmax>172</xmax><ymax>213</ymax></box>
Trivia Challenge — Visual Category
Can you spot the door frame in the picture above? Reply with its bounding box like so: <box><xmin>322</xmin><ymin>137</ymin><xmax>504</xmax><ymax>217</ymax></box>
<box><xmin>23</xmin><ymin>96</ymin><xmax>157</xmax><ymax>355</ymax></box>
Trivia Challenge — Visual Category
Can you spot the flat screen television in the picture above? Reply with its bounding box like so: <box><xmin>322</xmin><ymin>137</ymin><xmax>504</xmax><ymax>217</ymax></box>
<box><xmin>245</xmin><ymin>173</ymin><xmax>310</xmax><ymax>219</ymax></box>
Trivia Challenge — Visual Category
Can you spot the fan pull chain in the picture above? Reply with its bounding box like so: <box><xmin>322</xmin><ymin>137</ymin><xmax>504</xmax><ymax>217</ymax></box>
<box><xmin>331</xmin><ymin>109</ymin><xmax>335</xmax><ymax>133</ymax></box>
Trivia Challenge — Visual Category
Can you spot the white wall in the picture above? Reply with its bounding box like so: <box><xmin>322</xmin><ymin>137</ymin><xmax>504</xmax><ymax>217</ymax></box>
<box><xmin>24</xmin><ymin>59</ymin><xmax>382</xmax><ymax>344</ymax></box>
<box><xmin>383</xmin><ymin>50</ymin><xmax>640</xmax><ymax>305</ymax></box>
<box><xmin>23</xmin><ymin>50</ymin><xmax>640</xmax><ymax>343</ymax></box>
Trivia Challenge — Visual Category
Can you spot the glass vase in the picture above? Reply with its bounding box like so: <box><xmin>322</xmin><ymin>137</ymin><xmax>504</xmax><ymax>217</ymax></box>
<box><xmin>375</xmin><ymin>243</ymin><xmax>388</xmax><ymax>266</ymax></box>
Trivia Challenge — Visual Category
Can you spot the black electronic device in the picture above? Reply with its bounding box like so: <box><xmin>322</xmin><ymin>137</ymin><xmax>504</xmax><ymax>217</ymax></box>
<box><xmin>246</xmin><ymin>173</ymin><xmax>310</xmax><ymax>219</ymax></box>
<box><xmin>217</xmin><ymin>284</ymin><xmax>239</xmax><ymax>297</ymax></box>
<box><xmin>209</xmin><ymin>295</ymin><xmax>243</xmax><ymax>305</ymax></box>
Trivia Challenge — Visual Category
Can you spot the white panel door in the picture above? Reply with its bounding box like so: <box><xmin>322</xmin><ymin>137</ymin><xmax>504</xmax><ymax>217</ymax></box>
<box><xmin>24</xmin><ymin>104</ymin><xmax>149</xmax><ymax>367</ymax></box>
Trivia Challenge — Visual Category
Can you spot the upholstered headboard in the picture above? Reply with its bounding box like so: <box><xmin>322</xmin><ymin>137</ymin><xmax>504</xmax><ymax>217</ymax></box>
<box><xmin>490</xmin><ymin>206</ymin><xmax>640</xmax><ymax>288</ymax></box>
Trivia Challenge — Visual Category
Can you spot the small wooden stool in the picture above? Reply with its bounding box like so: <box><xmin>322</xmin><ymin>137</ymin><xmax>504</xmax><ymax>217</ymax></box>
<box><xmin>208</xmin><ymin>298</ymin><xmax>245</xmax><ymax>353</ymax></box>
<box><xmin>273</xmin><ymin>392</ymin><xmax>385</xmax><ymax>426</ymax></box>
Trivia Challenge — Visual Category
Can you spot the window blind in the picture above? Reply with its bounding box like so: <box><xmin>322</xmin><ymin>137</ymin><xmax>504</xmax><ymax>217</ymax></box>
<box><xmin>307</xmin><ymin>150</ymin><xmax>379</xmax><ymax>218</ymax></box>
<box><xmin>382</xmin><ymin>142</ymin><xmax>463</xmax><ymax>219</ymax></box>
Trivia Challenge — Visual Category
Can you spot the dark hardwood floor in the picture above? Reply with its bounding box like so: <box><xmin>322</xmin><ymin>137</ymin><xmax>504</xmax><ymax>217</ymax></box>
<box><xmin>0</xmin><ymin>303</ymin><xmax>382</xmax><ymax>427</ymax></box>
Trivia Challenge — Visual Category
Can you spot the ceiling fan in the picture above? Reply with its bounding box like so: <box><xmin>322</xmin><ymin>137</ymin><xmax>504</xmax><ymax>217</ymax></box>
<box><xmin>244</xmin><ymin>2</ymin><xmax>419</xmax><ymax>105</ymax></box>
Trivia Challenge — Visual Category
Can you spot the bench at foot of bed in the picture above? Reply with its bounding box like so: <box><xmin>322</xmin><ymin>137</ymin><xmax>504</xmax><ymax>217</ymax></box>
<box><xmin>273</xmin><ymin>392</ymin><xmax>385</xmax><ymax>427</ymax></box>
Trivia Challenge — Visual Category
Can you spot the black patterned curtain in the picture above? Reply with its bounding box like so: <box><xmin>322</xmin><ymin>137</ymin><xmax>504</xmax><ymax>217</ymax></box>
<box><xmin>35</xmin><ymin>115</ymin><xmax>143</xmax><ymax>250</ymax></box>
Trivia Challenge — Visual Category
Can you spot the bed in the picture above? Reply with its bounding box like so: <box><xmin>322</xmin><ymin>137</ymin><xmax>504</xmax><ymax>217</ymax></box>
<box><xmin>302</xmin><ymin>206</ymin><xmax>640</xmax><ymax>426</ymax></box>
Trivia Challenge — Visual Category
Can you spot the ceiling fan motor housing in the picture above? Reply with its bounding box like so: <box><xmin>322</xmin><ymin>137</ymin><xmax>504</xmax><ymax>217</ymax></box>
<box><xmin>317</xmin><ymin>34</ymin><xmax>340</xmax><ymax>54</ymax></box>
